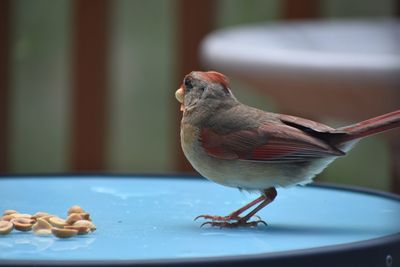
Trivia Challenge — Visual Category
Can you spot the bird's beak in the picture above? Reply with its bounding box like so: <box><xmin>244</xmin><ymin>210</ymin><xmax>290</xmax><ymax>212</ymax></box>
<box><xmin>175</xmin><ymin>86</ymin><xmax>184</xmax><ymax>112</ymax></box>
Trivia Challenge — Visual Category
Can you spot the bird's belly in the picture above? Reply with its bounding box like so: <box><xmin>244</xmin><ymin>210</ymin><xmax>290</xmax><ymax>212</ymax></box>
<box><xmin>181</xmin><ymin>125</ymin><xmax>337</xmax><ymax>190</ymax></box>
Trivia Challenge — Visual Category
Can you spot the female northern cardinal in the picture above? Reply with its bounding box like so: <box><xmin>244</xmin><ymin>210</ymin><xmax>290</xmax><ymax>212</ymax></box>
<box><xmin>175</xmin><ymin>71</ymin><xmax>400</xmax><ymax>227</ymax></box>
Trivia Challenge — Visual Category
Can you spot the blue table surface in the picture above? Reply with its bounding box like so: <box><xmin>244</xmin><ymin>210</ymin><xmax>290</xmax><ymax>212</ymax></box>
<box><xmin>0</xmin><ymin>176</ymin><xmax>399</xmax><ymax>261</ymax></box>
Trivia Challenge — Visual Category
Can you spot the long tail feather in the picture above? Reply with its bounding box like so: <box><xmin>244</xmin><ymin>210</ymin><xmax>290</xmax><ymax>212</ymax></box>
<box><xmin>338</xmin><ymin>110</ymin><xmax>400</xmax><ymax>142</ymax></box>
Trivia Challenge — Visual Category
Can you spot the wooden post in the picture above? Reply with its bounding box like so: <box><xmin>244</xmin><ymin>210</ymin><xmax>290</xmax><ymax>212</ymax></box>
<box><xmin>71</xmin><ymin>0</ymin><xmax>110</xmax><ymax>172</ymax></box>
<box><xmin>175</xmin><ymin>0</ymin><xmax>216</xmax><ymax>172</ymax></box>
<box><xmin>0</xmin><ymin>0</ymin><xmax>10</xmax><ymax>174</ymax></box>
<box><xmin>282</xmin><ymin>0</ymin><xmax>320</xmax><ymax>19</ymax></box>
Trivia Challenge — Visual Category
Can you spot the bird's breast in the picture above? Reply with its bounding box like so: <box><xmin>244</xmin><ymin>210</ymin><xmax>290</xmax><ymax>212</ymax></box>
<box><xmin>181</xmin><ymin>123</ymin><xmax>235</xmax><ymax>186</ymax></box>
<box><xmin>180</xmin><ymin>123</ymin><xmax>284</xmax><ymax>189</ymax></box>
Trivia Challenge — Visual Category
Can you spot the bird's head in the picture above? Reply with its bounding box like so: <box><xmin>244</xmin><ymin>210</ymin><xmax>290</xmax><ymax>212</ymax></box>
<box><xmin>175</xmin><ymin>71</ymin><xmax>236</xmax><ymax>113</ymax></box>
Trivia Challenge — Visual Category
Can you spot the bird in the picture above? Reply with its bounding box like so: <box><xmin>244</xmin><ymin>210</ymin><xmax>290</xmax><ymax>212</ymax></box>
<box><xmin>175</xmin><ymin>70</ymin><xmax>400</xmax><ymax>228</ymax></box>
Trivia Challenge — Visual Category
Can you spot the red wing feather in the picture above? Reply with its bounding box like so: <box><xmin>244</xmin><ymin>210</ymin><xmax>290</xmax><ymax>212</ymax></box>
<box><xmin>279</xmin><ymin>114</ymin><xmax>337</xmax><ymax>133</ymax></box>
<box><xmin>200</xmin><ymin>124</ymin><xmax>344</xmax><ymax>163</ymax></box>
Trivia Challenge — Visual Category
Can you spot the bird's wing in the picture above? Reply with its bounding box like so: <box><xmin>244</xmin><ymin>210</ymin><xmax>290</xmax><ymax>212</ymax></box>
<box><xmin>199</xmin><ymin>122</ymin><xmax>345</xmax><ymax>162</ymax></box>
<box><xmin>278</xmin><ymin>114</ymin><xmax>337</xmax><ymax>133</ymax></box>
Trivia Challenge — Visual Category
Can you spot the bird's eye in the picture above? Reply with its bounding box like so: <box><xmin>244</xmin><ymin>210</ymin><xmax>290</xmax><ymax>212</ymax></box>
<box><xmin>184</xmin><ymin>78</ymin><xmax>193</xmax><ymax>90</ymax></box>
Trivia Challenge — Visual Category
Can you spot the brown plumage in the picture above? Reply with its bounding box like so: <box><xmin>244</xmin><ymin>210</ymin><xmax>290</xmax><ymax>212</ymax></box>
<box><xmin>176</xmin><ymin>71</ymin><xmax>400</xmax><ymax>227</ymax></box>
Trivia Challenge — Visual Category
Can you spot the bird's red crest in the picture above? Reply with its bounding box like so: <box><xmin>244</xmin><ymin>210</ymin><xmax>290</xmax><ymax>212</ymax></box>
<box><xmin>202</xmin><ymin>71</ymin><xmax>230</xmax><ymax>88</ymax></box>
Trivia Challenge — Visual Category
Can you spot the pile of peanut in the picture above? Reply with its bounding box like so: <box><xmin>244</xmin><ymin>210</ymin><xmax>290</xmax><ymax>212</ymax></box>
<box><xmin>0</xmin><ymin>205</ymin><xmax>96</xmax><ymax>238</ymax></box>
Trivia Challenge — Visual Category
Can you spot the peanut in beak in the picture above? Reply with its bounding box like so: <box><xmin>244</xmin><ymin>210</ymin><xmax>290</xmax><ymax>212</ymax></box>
<box><xmin>175</xmin><ymin>87</ymin><xmax>184</xmax><ymax>111</ymax></box>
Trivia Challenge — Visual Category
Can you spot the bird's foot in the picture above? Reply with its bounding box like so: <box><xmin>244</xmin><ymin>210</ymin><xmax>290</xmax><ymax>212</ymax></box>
<box><xmin>194</xmin><ymin>214</ymin><xmax>240</xmax><ymax>222</ymax></box>
<box><xmin>200</xmin><ymin>218</ymin><xmax>267</xmax><ymax>228</ymax></box>
<box><xmin>195</xmin><ymin>214</ymin><xmax>263</xmax><ymax>223</ymax></box>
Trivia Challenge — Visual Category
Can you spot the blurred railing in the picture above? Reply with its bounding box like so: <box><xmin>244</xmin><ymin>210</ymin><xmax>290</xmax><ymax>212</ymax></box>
<box><xmin>0</xmin><ymin>0</ymin><xmax>398</xmax><ymax>193</ymax></box>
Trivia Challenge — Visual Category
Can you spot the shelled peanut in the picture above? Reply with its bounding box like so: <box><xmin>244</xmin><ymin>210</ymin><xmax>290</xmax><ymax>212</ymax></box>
<box><xmin>0</xmin><ymin>205</ymin><xmax>96</xmax><ymax>238</ymax></box>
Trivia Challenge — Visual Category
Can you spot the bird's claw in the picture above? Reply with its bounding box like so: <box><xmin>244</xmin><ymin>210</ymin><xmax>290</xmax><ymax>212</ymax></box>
<box><xmin>200</xmin><ymin>219</ymin><xmax>267</xmax><ymax>228</ymax></box>
<box><xmin>196</xmin><ymin>214</ymin><xmax>267</xmax><ymax>228</ymax></box>
<box><xmin>195</xmin><ymin>214</ymin><xmax>239</xmax><ymax>222</ymax></box>
<box><xmin>252</xmin><ymin>215</ymin><xmax>262</xmax><ymax>221</ymax></box>
<box><xmin>195</xmin><ymin>214</ymin><xmax>262</xmax><ymax>222</ymax></box>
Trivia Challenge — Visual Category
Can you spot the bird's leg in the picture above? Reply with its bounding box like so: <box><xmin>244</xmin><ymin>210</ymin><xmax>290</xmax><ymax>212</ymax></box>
<box><xmin>201</xmin><ymin>187</ymin><xmax>277</xmax><ymax>228</ymax></box>
<box><xmin>234</xmin><ymin>187</ymin><xmax>277</xmax><ymax>227</ymax></box>
<box><xmin>195</xmin><ymin>195</ymin><xmax>265</xmax><ymax>222</ymax></box>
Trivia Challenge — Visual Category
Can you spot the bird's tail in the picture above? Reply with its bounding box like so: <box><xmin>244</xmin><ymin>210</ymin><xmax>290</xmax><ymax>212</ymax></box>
<box><xmin>337</xmin><ymin>109</ymin><xmax>400</xmax><ymax>143</ymax></box>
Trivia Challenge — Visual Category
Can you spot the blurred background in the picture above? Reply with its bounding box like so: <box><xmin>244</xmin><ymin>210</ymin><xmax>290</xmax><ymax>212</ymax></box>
<box><xmin>0</xmin><ymin>0</ymin><xmax>399</xmax><ymax>193</ymax></box>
